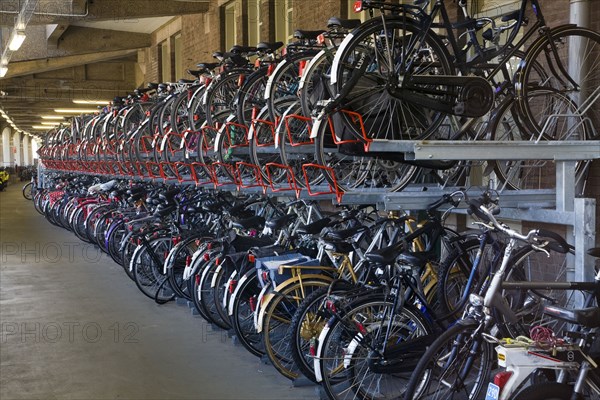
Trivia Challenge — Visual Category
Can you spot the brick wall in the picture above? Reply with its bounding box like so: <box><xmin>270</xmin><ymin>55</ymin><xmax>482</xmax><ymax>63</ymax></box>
<box><xmin>136</xmin><ymin>0</ymin><xmax>599</xmax><ymax>244</ymax></box>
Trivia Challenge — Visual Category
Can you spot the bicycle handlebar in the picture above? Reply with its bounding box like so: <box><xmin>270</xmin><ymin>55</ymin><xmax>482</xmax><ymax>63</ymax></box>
<box><xmin>469</xmin><ymin>200</ymin><xmax>571</xmax><ymax>253</ymax></box>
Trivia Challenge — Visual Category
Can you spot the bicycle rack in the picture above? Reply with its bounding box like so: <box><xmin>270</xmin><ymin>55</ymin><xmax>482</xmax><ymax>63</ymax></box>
<box><xmin>236</xmin><ymin>162</ymin><xmax>266</xmax><ymax>192</ymax></box>
<box><xmin>284</xmin><ymin>114</ymin><xmax>313</xmax><ymax>146</ymax></box>
<box><xmin>224</xmin><ymin>122</ymin><xmax>250</xmax><ymax>148</ymax></box>
<box><xmin>265</xmin><ymin>162</ymin><xmax>301</xmax><ymax>198</ymax></box>
<box><xmin>189</xmin><ymin>162</ymin><xmax>214</xmax><ymax>186</ymax></box>
<box><xmin>302</xmin><ymin>163</ymin><xmax>344</xmax><ymax>203</ymax></box>
<box><xmin>536</xmin><ymin>86</ymin><xmax>600</xmax><ymax>143</ymax></box>
<box><xmin>251</xmin><ymin>118</ymin><xmax>276</xmax><ymax>147</ymax></box>
<box><xmin>171</xmin><ymin>162</ymin><xmax>196</xmax><ymax>184</ymax></box>
<box><xmin>328</xmin><ymin>109</ymin><xmax>373</xmax><ymax>151</ymax></box>
<box><xmin>211</xmin><ymin>162</ymin><xmax>238</xmax><ymax>187</ymax></box>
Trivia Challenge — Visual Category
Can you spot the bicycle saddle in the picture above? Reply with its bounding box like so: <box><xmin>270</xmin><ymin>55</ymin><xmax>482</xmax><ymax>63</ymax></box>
<box><xmin>296</xmin><ymin>217</ymin><xmax>331</xmax><ymax>235</ymax></box>
<box><xmin>294</xmin><ymin>30</ymin><xmax>325</xmax><ymax>40</ymax></box>
<box><xmin>231</xmin><ymin>215</ymin><xmax>265</xmax><ymax>230</ymax></box>
<box><xmin>588</xmin><ymin>247</ymin><xmax>600</xmax><ymax>258</ymax></box>
<box><xmin>257</xmin><ymin>41</ymin><xmax>284</xmax><ymax>52</ymax></box>
<box><xmin>323</xmin><ymin>224</ymin><xmax>368</xmax><ymax>242</ymax></box>
<box><xmin>265</xmin><ymin>213</ymin><xmax>297</xmax><ymax>231</ymax></box>
<box><xmin>178</xmin><ymin>78</ymin><xmax>196</xmax><ymax>84</ymax></box>
<box><xmin>365</xmin><ymin>241</ymin><xmax>405</xmax><ymax>265</ymax></box>
<box><xmin>544</xmin><ymin>305</ymin><xmax>600</xmax><ymax>329</ymax></box>
<box><xmin>230</xmin><ymin>45</ymin><xmax>257</xmax><ymax>54</ymax></box>
<box><xmin>327</xmin><ymin>17</ymin><xmax>361</xmax><ymax>30</ymax></box>
<box><xmin>187</xmin><ymin>69</ymin><xmax>203</xmax><ymax>78</ymax></box>
<box><xmin>196</xmin><ymin>62</ymin><xmax>221</xmax><ymax>71</ymax></box>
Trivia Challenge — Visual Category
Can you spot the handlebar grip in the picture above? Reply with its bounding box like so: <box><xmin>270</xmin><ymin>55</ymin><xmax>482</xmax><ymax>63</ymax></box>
<box><xmin>536</xmin><ymin>229</ymin><xmax>571</xmax><ymax>254</ymax></box>
<box><xmin>467</xmin><ymin>199</ymin><xmax>491</xmax><ymax>222</ymax></box>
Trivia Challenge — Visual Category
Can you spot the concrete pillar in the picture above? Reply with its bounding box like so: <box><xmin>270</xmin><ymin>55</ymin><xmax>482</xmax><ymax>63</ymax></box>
<box><xmin>23</xmin><ymin>135</ymin><xmax>30</xmax><ymax>166</ymax></box>
<box><xmin>13</xmin><ymin>131</ymin><xmax>22</xmax><ymax>167</ymax></box>
<box><xmin>2</xmin><ymin>127</ymin><xmax>11</xmax><ymax>167</ymax></box>
<box><xmin>570</xmin><ymin>0</ymin><xmax>590</xmax><ymax>28</ymax></box>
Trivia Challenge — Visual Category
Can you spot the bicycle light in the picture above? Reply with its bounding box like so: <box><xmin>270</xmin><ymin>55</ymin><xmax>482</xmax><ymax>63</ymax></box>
<box><xmin>469</xmin><ymin>293</ymin><xmax>484</xmax><ymax>306</ymax></box>
<box><xmin>353</xmin><ymin>1</ymin><xmax>364</xmax><ymax>12</ymax></box>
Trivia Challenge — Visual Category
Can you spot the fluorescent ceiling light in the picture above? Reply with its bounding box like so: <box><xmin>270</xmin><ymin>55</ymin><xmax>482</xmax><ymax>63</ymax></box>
<box><xmin>32</xmin><ymin>126</ymin><xmax>51</xmax><ymax>130</ymax></box>
<box><xmin>41</xmin><ymin>121</ymin><xmax>62</xmax><ymax>126</ymax></box>
<box><xmin>41</xmin><ymin>115</ymin><xmax>65</xmax><ymax>120</ymax></box>
<box><xmin>73</xmin><ymin>99</ymin><xmax>110</xmax><ymax>105</ymax></box>
<box><xmin>54</xmin><ymin>108</ymin><xmax>98</xmax><ymax>114</ymax></box>
<box><xmin>8</xmin><ymin>31</ymin><xmax>26</xmax><ymax>51</ymax></box>
<box><xmin>0</xmin><ymin>66</ymin><xmax>7</xmax><ymax>78</ymax></box>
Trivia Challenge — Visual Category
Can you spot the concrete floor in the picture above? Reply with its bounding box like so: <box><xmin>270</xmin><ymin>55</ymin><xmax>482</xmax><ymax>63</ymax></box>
<box><xmin>0</xmin><ymin>183</ymin><xmax>316</xmax><ymax>400</ymax></box>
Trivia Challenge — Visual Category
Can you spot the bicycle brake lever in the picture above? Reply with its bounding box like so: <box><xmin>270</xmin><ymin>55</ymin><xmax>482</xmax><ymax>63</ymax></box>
<box><xmin>531</xmin><ymin>242</ymin><xmax>551</xmax><ymax>257</ymax></box>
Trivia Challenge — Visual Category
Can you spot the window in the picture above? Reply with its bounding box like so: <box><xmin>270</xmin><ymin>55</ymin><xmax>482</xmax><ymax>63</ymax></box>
<box><xmin>248</xmin><ymin>0</ymin><xmax>262</xmax><ymax>45</ymax></box>
<box><xmin>224</xmin><ymin>1</ymin><xmax>239</xmax><ymax>51</ymax></box>
<box><xmin>160</xmin><ymin>40</ymin><xmax>171</xmax><ymax>82</ymax></box>
<box><xmin>174</xmin><ymin>33</ymin><xmax>183</xmax><ymax>80</ymax></box>
<box><xmin>274</xmin><ymin>0</ymin><xmax>293</xmax><ymax>43</ymax></box>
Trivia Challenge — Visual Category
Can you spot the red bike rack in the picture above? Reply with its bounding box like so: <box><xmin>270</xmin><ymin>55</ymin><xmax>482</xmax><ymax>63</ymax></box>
<box><xmin>251</xmin><ymin>118</ymin><xmax>276</xmax><ymax>147</ymax></box>
<box><xmin>236</xmin><ymin>162</ymin><xmax>266</xmax><ymax>192</ymax></box>
<box><xmin>302</xmin><ymin>163</ymin><xmax>344</xmax><ymax>204</ymax></box>
<box><xmin>284</xmin><ymin>114</ymin><xmax>313</xmax><ymax>146</ymax></box>
<box><xmin>200</xmin><ymin>126</ymin><xmax>219</xmax><ymax>154</ymax></box>
<box><xmin>265</xmin><ymin>162</ymin><xmax>301</xmax><ymax>198</ymax></box>
<box><xmin>328</xmin><ymin>109</ymin><xmax>373</xmax><ymax>151</ymax></box>
<box><xmin>190</xmin><ymin>162</ymin><xmax>214</xmax><ymax>186</ymax></box>
<box><xmin>211</xmin><ymin>162</ymin><xmax>238</xmax><ymax>187</ymax></box>
<box><xmin>172</xmin><ymin>162</ymin><xmax>196</xmax><ymax>184</ymax></box>
<box><xmin>145</xmin><ymin>161</ymin><xmax>161</xmax><ymax>181</ymax></box>
<box><xmin>224</xmin><ymin>122</ymin><xmax>250</xmax><ymax>148</ymax></box>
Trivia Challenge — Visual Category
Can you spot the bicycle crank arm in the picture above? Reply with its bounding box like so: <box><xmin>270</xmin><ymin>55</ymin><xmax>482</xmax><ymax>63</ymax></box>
<box><xmin>395</xmin><ymin>75</ymin><xmax>494</xmax><ymax>118</ymax></box>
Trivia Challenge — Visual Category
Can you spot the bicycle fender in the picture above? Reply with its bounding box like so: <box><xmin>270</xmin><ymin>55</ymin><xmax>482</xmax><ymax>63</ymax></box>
<box><xmin>255</xmin><ymin>274</ymin><xmax>333</xmax><ymax>333</ymax></box>
<box><xmin>228</xmin><ymin>270</ymin><xmax>256</xmax><ymax>316</ymax></box>
<box><xmin>331</xmin><ymin>16</ymin><xmax>421</xmax><ymax>84</ymax></box>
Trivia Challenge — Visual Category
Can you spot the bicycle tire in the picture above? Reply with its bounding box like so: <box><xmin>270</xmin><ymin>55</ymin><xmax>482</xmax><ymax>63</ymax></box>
<box><xmin>230</xmin><ymin>270</ymin><xmax>265</xmax><ymax>357</ymax></box>
<box><xmin>331</xmin><ymin>17</ymin><xmax>455</xmax><ymax>141</ymax></box>
<box><xmin>516</xmin><ymin>27</ymin><xmax>600</xmax><ymax>138</ymax></box>
<box><xmin>317</xmin><ymin>296</ymin><xmax>433</xmax><ymax>400</ymax></box>
<box><xmin>22</xmin><ymin>182</ymin><xmax>33</xmax><ymax>200</ymax></box>
<box><xmin>403</xmin><ymin>319</ymin><xmax>493</xmax><ymax>400</ymax></box>
<box><xmin>131</xmin><ymin>237</ymin><xmax>175</xmax><ymax>302</ymax></box>
<box><xmin>261</xmin><ymin>278</ymin><xmax>332</xmax><ymax>380</ymax></box>
<box><xmin>512</xmin><ymin>382</ymin><xmax>574</xmax><ymax>400</ymax></box>
<box><xmin>288</xmin><ymin>282</ymin><xmax>354</xmax><ymax>383</ymax></box>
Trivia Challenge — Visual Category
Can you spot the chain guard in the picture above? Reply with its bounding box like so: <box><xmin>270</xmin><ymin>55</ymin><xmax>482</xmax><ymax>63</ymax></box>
<box><xmin>399</xmin><ymin>75</ymin><xmax>494</xmax><ymax>118</ymax></box>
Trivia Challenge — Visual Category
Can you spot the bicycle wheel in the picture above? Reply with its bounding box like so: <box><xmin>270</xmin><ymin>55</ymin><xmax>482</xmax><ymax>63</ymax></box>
<box><xmin>22</xmin><ymin>182</ymin><xmax>33</xmax><ymax>200</ymax></box>
<box><xmin>318</xmin><ymin>297</ymin><xmax>433</xmax><ymax>400</ymax></box>
<box><xmin>288</xmin><ymin>282</ymin><xmax>354</xmax><ymax>383</ymax></box>
<box><xmin>205</xmin><ymin>72</ymin><xmax>244</xmax><ymax>128</ymax></box>
<box><xmin>512</xmin><ymin>382</ymin><xmax>574</xmax><ymax>400</ymax></box>
<box><xmin>198</xmin><ymin>257</ymin><xmax>232</xmax><ymax>330</ymax></box>
<box><xmin>517</xmin><ymin>27</ymin><xmax>600</xmax><ymax>138</ymax></box>
<box><xmin>278</xmin><ymin>102</ymin><xmax>325</xmax><ymax>188</ymax></box>
<box><xmin>403</xmin><ymin>320</ymin><xmax>493</xmax><ymax>400</ymax></box>
<box><xmin>313</xmin><ymin>115</ymin><xmax>418</xmax><ymax>192</ymax></box>
<box><xmin>265</xmin><ymin>52</ymin><xmax>317</xmax><ymax>122</ymax></box>
<box><xmin>299</xmin><ymin>49</ymin><xmax>335</xmax><ymax>118</ymax></box>
<box><xmin>331</xmin><ymin>18</ymin><xmax>454</xmax><ymax>141</ymax></box>
<box><xmin>496</xmin><ymin>244</ymin><xmax>572</xmax><ymax>339</ymax></box>
<box><xmin>261</xmin><ymin>278</ymin><xmax>332</xmax><ymax>380</ymax></box>
<box><xmin>131</xmin><ymin>237</ymin><xmax>175</xmax><ymax>303</ymax></box>
<box><xmin>230</xmin><ymin>271</ymin><xmax>265</xmax><ymax>357</ymax></box>
<box><xmin>492</xmin><ymin>88</ymin><xmax>592</xmax><ymax>190</ymax></box>
<box><xmin>436</xmin><ymin>238</ymin><xmax>494</xmax><ymax>318</ymax></box>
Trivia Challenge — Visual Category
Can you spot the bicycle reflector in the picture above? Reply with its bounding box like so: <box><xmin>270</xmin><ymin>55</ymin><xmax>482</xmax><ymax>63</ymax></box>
<box><xmin>237</xmin><ymin>74</ymin><xmax>245</xmax><ymax>87</ymax></box>
<box><xmin>493</xmin><ymin>371</ymin><xmax>513</xmax><ymax>395</ymax></box>
<box><xmin>353</xmin><ymin>1</ymin><xmax>363</xmax><ymax>12</ymax></box>
<box><xmin>298</xmin><ymin>60</ymin><xmax>307</xmax><ymax>78</ymax></box>
<box><xmin>317</xmin><ymin>34</ymin><xmax>326</xmax><ymax>45</ymax></box>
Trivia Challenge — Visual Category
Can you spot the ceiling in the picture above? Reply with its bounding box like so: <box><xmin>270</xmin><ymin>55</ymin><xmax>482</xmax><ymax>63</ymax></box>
<box><xmin>0</xmin><ymin>0</ymin><xmax>210</xmax><ymax>135</ymax></box>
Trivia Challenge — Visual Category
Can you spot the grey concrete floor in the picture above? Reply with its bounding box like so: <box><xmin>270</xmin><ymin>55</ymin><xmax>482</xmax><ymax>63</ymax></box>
<box><xmin>0</xmin><ymin>183</ymin><xmax>317</xmax><ymax>400</ymax></box>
